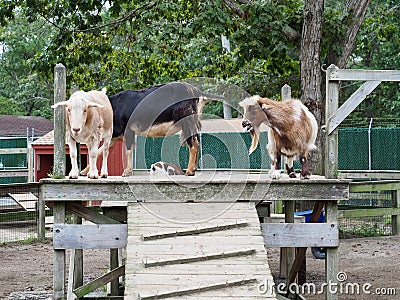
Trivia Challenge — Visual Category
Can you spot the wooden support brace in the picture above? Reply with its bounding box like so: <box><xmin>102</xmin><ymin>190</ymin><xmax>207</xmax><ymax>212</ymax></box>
<box><xmin>73</xmin><ymin>266</ymin><xmax>125</xmax><ymax>298</ymax></box>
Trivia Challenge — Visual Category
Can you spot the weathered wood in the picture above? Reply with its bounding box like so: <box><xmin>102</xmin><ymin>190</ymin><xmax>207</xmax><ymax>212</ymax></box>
<box><xmin>137</xmin><ymin>277</ymin><xmax>258</xmax><ymax>300</ymax></box>
<box><xmin>328</xmin><ymin>80</ymin><xmax>381</xmax><ymax>134</ymax></box>
<box><xmin>0</xmin><ymin>148</ymin><xmax>28</xmax><ymax>154</ymax></box>
<box><xmin>110</xmin><ymin>249</ymin><xmax>119</xmax><ymax>296</ymax></box>
<box><xmin>53</xmin><ymin>202</ymin><xmax>66</xmax><ymax>300</ymax></box>
<box><xmin>73</xmin><ymin>266</ymin><xmax>125</xmax><ymax>298</ymax></box>
<box><xmin>284</xmin><ymin>200</ymin><xmax>295</xmax><ymax>279</ymax></box>
<box><xmin>325</xmin><ymin>201</ymin><xmax>338</xmax><ymax>300</ymax></box>
<box><xmin>339</xmin><ymin>170</ymin><xmax>400</xmax><ymax>180</ymax></box>
<box><xmin>328</xmin><ymin>68</ymin><xmax>400</xmax><ymax>81</ymax></box>
<box><xmin>286</xmin><ymin>201</ymin><xmax>325</xmax><ymax>290</ymax></box>
<box><xmin>350</xmin><ymin>180</ymin><xmax>400</xmax><ymax>192</ymax></box>
<box><xmin>339</xmin><ymin>207</ymin><xmax>400</xmax><ymax>218</ymax></box>
<box><xmin>39</xmin><ymin>175</ymin><xmax>349</xmax><ymax>202</ymax></box>
<box><xmin>392</xmin><ymin>190</ymin><xmax>400</xmax><ymax>236</ymax></box>
<box><xmin>261</xmin><ymin>223</ymin><xmax>338</xmax><ymax>247</ymax></box>
<box><xmin>38</xmin><ymin>187</ymin><xmax>46</xmax><ymax>239</ymax></box>
<box><xmin>142</xmin><ymin>220</ymin><xmax>248</xmax><ymax>240</ymax></box>
<box><xmin>325</xmin><ymin>64</ymin><xmax>340</xmax><ymax>179</ymax></box>
<box><xmin>143</xmin><ymin>248</ymin><xmax>257</xmax><ymax>268</ymax></box>
<box><xmin>53</xmin><ymin>63</ymin><xmax>66</xmax><ymax>178</ymax></box>
<box><xmin>53</xmin><ymin>224</ymin><xmax>127</xmax><ymax>249</ymax></box>
<box><xmin>126</xmin><ymin>202</ymin><xmax>276</xmax><ymax>299</ymax></box>
<box><xmin>65</xmin><ymin>202</ymin><xmax>120</xmax><ymax>224</ymax></box>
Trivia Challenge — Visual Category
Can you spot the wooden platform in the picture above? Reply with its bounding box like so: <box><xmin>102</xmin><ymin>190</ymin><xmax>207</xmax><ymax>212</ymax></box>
<box><xmin>125</xmin><ymin>202</ymin><xmax>276</xmax><ymax>299</ymax></box>
<box><xmin>39</xmin><ymin>172</ymin><xmax>350</xmax><ymax>300</ymax></box>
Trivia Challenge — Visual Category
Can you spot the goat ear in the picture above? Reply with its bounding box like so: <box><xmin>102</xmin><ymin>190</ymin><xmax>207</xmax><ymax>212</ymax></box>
<box><xmin>51</xmin><ymin>101</ymin><xmax>68</xmax><ymax>109</ymax></box>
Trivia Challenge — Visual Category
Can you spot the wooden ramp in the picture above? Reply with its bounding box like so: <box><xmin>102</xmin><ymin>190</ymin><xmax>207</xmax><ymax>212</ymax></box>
<box><xmin>125</xmin><ymin>202</ymin><xmax>276</xmax><ymax>299</ymax></box>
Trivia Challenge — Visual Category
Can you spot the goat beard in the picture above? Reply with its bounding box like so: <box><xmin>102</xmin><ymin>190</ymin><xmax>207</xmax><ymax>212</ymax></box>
<box><xmin>249</xmin><ymin>127</ymin><xmax>260</xmax><ymax>155</ymax></box>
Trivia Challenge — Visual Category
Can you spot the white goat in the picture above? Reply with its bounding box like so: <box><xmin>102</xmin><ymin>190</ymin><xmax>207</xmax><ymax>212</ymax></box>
<box><xmin>240</xmin><ymin>95</ymin><xmax>318</xmax><ymax>179</ymax></box>
<box><xmin>52</xmin><ymin>89</ymin><xmax>113</xmax><ymax>179</ymax></box>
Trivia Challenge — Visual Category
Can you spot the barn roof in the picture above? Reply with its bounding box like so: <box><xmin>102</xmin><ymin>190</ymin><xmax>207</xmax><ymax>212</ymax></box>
<box><xmin>0</xmin><ymin>114</ymin><xmax>53</xmax><ymax>137</ymax></box>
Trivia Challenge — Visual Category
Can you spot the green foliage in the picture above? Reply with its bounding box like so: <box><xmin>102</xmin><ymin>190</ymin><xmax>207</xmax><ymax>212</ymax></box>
<box><xmin>0</xmin><ymin>0</ymin><xmax>398</xmax><ymax>123</ymax></box>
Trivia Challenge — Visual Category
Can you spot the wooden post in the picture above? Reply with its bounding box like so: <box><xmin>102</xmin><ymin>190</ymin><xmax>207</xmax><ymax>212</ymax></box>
<box><xmin>280</xmin><ymin>84</ymin><xmax>296</xmax><ymax>280</ymax></box>
<box><xmin>324</xmin><ymin>65</ymin><xmax>339</xmax><ymax>300</ymax></box>
<box><xmin>54</xmin><ymin>202</ymin><xmax>66</xmax><ymax>300</ymax></box>
<box><xmin>325</xmin><ymin>64</ymin><xmax>340</xmax><ymax>179</ymax></box>
<box><xmin>392</xmin><ymin>189</ymin><xmax>400</xmax><ymax>235</ymax></box>
<box><xmin>325</xmin><ymin>201</ymin><xmax>338</xmax><ymax>300</ymax></box>
<box><xmin>37</xmin><ymin>187</ymin><xmax>46</xmax><ymax>239</ymax></box>
<box><xmin>53</xmin><ymin>63</ymin><xmax>66</xmax><ymax>178</ymax></box>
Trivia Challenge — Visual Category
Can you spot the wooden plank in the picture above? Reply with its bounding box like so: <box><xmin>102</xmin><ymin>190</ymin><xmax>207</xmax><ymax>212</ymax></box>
<box><xmin>65</xmin><ymin>202</ymin><xmax>121</xmax><ymax>224</ymax></box>
<box><xmin>328</xmin><ymin>68</ymin><xmax>400</xmax><ymax>81</ymax></box>
<box><xmin>261</xmin><ymin>223</ymin><xmax>338</xmax><ymax>247</ymax></box>
<box><xmin>350</xmin><ymin>180</ymin><xmax>400</xmax><ymax>192</ymax></box>
<box><xmin>74</xmin><ymin>266</ymin><xmax>125</xmax><ymax>298</ymax></box>
<box><xmin>339</xmin><ymin>207</ymin><xmax>400</xmax><ymax>218</ymax></box>
<box><xmin>0</xmin><ymin>148</ymin><xmax>28</xmax><ymax>154</ymax></box>
<box><xmin>137</xmin><ymin>277</ymin><xmax>258</xmax><ymax>300</ymax></box>
<box><xmin>325</xmin><ymin>64</ymin><xmax>340</xmax><ymax>179</ymax></box>
<box><xmin>339</xmin><ymin>170</ymin><xmax>400</xmax><ymax>180</ymax></box>
<box><xmin>143</xmin><ymin>248</ymin><xmax>257</xmax><ymax>268</ymax></box>
<box><xmin>40</xmin><ymin>177</ymin><xmax>349</xmax><ymax>202</ymax></box>
<box><xmin>53</xmin><ymin>224</ymin><xmax>127</xmax><ymax>249</ymax></box>
<box><xmin>328</xmin><ymin>80</ymin><xmax>381</xmax><ymax>134</ymax></box>
<box><xmin>142</xmin><ymin>220</ymin><xmax>248</xmax><ymax>240</ymax></box>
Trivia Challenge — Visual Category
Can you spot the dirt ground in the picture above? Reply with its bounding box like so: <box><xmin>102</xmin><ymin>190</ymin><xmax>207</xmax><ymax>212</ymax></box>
<box><xmin>1</xmin><ymin>236</ymin><xmax>399</xmax><ymax>300</ymax></box>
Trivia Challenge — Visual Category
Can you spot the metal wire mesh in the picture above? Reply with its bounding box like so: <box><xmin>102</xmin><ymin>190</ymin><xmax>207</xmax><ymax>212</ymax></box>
<box><xmin>0</xmin><ymin>183</ymin><xmax>40</xmax><ymax>243</ymax></box>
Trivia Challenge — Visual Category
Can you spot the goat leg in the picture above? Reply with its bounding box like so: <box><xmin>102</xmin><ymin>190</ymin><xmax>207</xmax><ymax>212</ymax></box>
<box><xmin>299</xmin><ymin>154</ymin><xmax>311</xmax><ymax>179</ymax></box>
<box><xmin>285</xmin><ymin>156</ymin><xmax>297</xmax><ymax>178</ymax></box>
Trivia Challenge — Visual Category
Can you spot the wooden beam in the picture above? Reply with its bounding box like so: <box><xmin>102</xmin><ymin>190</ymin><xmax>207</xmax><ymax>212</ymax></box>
<box><xmin>328</xmin><ymin>68</ymin><xmax>400</xmax><ymax>81</ymax></box>
<box><xmin>339</xmin><ymin>207</ymin><xmax>400</xmax><ymax>218</ymax></box>
<box><xmin>65</xmin><ymin>202</ymin><xmax>120</xmax><ymax>224</ymax></box>
<box><xmin>73</xmin><ymin>266</ymin><xmax>125</xmax><ymax>298</ymax></box>
<box><xmin>350</xmin><ymin>180</ymin><xmax>400</xmax><ymax>192</ymax></box>
<box><xmin>328</xmin><ymin>81</ymin><xmax>381</xmax><ymax>134</ymax></box>
<box><xmin>0</xmin><ymin>148</ymin><xmax>28</xmax><ymax>154</ymax></box>
<box><xmin>339</xmin><ymin>170</ymin><xmax>400</xmax><ymax>180</ymax></box>
<box><xmin>53</xmin><ymin>224</ymin><xmax>127</xmax><ymax>249</ymax></box>
<box><xmin>261</xmin><ymin>223</ymin><xmax>338</xmax><ymax>247</ymax></box>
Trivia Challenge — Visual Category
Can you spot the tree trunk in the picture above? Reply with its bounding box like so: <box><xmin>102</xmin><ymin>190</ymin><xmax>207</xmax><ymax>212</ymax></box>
<box><xmin>300</xmin><ymin>0</ymin><xmax>324</xmax><ymax>175</ymax></box>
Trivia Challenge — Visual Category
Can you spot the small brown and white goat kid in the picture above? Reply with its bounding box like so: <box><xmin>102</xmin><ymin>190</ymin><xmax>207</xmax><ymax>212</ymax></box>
<box><xmin>149</xmin><ymin>161</ymin><xmax>185</xmax><ymax>176</ymax></box>
<box><xmin>240</xmin><ymin>96</ymin><xmax>318</xmax><ymax>179</ymax></box>
<box><xmin>52</xmin><ymin>89</ymin><xmax>113</xmax><ymax>179</ymax></box>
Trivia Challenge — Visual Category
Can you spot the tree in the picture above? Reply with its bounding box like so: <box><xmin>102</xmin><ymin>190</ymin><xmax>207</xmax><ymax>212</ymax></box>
<box><xmin>0</xmin><ymin>12</ymin><xmax>54</xmax><ymax>118</ymax></box>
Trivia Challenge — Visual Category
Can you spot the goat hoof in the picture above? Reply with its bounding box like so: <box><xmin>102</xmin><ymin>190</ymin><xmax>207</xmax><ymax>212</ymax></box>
<box><xmin>100</xmin><ymin>174</ymin><xmax>108</xmax><ymax>178</ymax></box>
<box><xmin>301</xmin><ymin>174</ymin><xmax>311</xmax><ymax>180</ymax></box>
<box><xmin>288</xmin><ymin>172</ymin><xmax>297</xmax><ymax>178</ymax></box>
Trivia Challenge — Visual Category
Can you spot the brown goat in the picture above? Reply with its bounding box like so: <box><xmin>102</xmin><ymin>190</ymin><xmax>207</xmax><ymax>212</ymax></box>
<box><xmin>240</xmin><ymin>95</ymin><xmax>318</xmax><ymax>179</ymax></box>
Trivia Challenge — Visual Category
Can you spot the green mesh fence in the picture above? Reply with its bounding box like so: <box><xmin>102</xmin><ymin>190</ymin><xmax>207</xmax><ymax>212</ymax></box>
<box><xmin>135</xmin><ymin>132</ymin><xmax>271</xmax><ymax>170</ymax></box>
<box><xmin>134</xmin><ymin>127</ymin><xmax>400</xmax><ymax>171</ymax></box>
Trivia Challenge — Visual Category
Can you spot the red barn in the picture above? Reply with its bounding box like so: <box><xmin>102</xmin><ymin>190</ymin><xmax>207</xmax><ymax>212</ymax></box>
<box><xmin>31</xmin><ymin>130</ymin><xmax>125</xmax><ymax>181</ymax></box>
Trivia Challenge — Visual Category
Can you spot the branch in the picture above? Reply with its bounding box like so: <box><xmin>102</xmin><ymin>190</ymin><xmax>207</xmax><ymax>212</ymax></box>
<box><xmin>221</xmin><ymin>0</ymin><xmax>247</xmax><ymax>18</ymax></box>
